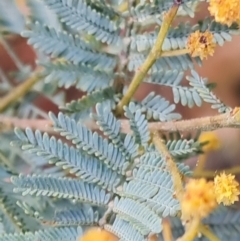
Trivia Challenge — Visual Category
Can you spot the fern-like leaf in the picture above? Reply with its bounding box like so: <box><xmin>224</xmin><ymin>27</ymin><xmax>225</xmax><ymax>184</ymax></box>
<box><xmin>11</xmin><ymin>174</ymin><xmax>111</xmax><ymax>206</ymax></box>
<box><xmin>61</xmin><ymin>87</ymin><xmax>115</xmax><ymax>114</ymax></box>
<box><xmin>128</xmin><ymin>53</ymin><xmax>200</xmax><ymax>72</ymax></box>
<box><xmin>93</xmin><ymin>103</ymin><xmax>139</xmax><ymax>158</ymax></box>
<box><xmin>125</xmin><ymin>95</ymin><xmax>181</xmax><ymax>121</ymax></box>
<box><xmin>187</xmin><ymin>70</ymin><xmax>232</xmax><ymax>113</ymax></box>
<box><xmin>113</xmin><ymin>197</ymin><xmax>162</xmax><ymax>235</ymax></box>
<box><xmin>42</xmin><ymin>0</ymin><xmax>121</xmax><ymax>44</ymax></box>
<box><xmin>12</xmin><ymin>128</ymin><xmax>121</xmax><ymax>191</ymax></box>
<box><xmin>22</xmin><ymin>22</ymin><xmax>116</xmax><ymax>69</ymax></box>
<box><xmin>105</xmin><ymin>216</ymin><xmax>145</xmax><ymax>241</ymax></box>
<box><xmin>49</xmin><ymin>112</ymin><xmax>130</xmax><ymax>174</ymax></box>
<box><xmin>124</xmin><ymin>105</ymin><xmax>150</xmax><ymax>148</ymax></box>
<box><xmin>0</xmin><ymin>187</ymin><xmax>39</xmax><ymax>233</ymax></box>
<box><xmin>41</xmin><ymin>61</ymin><xmax>114</xmax><ymax>92</ymax></box>
<box><xmin>0</xmin><ymin>227</ymin><xmax>81</xmax><ymax>241</ymax></box>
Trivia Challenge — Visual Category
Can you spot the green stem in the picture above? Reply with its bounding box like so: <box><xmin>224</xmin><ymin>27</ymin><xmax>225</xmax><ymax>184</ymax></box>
<box><xmin>152</xmin><ymin>131</ymin><xmax>184</xmax><ymax>201</ymax></box>
<box><xmin>0</xmin><ymin>36</ymin><xmax>26</xmax><ymax>72</ymax></box>
<box><xmin>115</xmin><ymin>5</ymin><xmax>179</xmax><ymax>115</ymax></box>
<box><xmin>177</xmin><ymin>218</ymin><xmax>200</xmax><ymax>241</ymax></box>
<box><xmin>198</xmin><ymin>224</ymin><xmax>221</xmax><ymax>241</ymax></box>
<box><xmin>0</xmin><ymin>71</ymin><xmax>43</xmax><ymax>112</ymax></box>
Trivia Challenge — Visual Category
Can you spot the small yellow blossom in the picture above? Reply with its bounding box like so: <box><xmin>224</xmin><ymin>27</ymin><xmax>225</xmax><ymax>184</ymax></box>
<box><xmin>214</xmin><ymin>172</ymin><xmax>240</xmax><ymax>206</ymax></box>
<box><xmin>187</xmin><ymin>30</ymin><xmax>216</xmax><ymax>60</ymax></box>
<box><xmin>198</xmin><ymin>131</ymin><xmax>221</xmax><ymax>152</ymax></box>
<box><xmin>79</xmin><ymin>227</ymin><xmax>119</xmax><ymax>241</ymax></box>
<box><xmin>181</xmin><ymin>178</ymin><xmax>217</xmax><ymax>220</ymax></box>
<box><xmin>208</xmin><ymin>0</ymin><xmax>240</xmax><ymax>27</ymax></box>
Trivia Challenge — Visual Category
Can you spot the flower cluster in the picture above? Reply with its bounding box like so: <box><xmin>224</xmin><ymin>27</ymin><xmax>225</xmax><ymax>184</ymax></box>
<box><xmin>80</xmin><ymin>228</ymin><xmax>119</xmax><ymax>241</ymax></box>
<box><xmin>187</xmin><ymin>30</ymin><xmax>216</xmax><ymax>60</ymax></box>
<box><xmin>181</xmin><ymin>173</ymin><xmax>240</xmax><ymax>220</ymax></box>
<box><xmin>209</xmin><ymin>0</ymin><xmax>240</xmax><ymax>26</ymax></box>
<box><xmin>214</xmin><ymin>172</ymin><xmax>240</xmax><ymax>205</ymax></box>
<box><xmin>181</xmin><ymin>178</ymin><xmax>217</xmax><ymax>220</ymax></box>
<box><xmin>198</xmin><ymin>131</ymin><xmax>221</xmax><ymax>153</ymax></box>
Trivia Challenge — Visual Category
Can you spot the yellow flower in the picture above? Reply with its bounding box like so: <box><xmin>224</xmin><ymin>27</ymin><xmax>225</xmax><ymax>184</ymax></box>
<box><xmin>208</xmin><ymin>0</ymin><xmax>240</xmax><ymax>26</ymax></box>
<box><xmin>198</xmin><ymin>131</ymin><xmax>221</xmax><ymax>152</ymax></box>
<box><xmin>187</xmin><ymin>30</ymin><xmax>216</xmax><ymax>60</ymax></box>
<box><xmin>214</xmin><ymin>172</ymin><xmax>240</xmax><ymax>206</ymax></box>
<box><xmin>181</xmin><ymin>178</ymin><xmax>217</xmax><ymax>220</ymax></box>
<box><xmin>79</xmin><ymin>228</ymin><xmax>119</xmax><ymax>241</ymax></box>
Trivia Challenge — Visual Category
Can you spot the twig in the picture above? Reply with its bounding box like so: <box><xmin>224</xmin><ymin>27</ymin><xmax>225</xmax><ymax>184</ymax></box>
<box><xmin>0</xmin><ymin>115</ymin><xmax>52</xmax><ymax>133</ymax></box>
<box><xmin>198</xmin><ymin>224</ymin><xmax>221</xmax><ymax>241</ymax></box>
<box><xmin>115</xmin><ymin>4</ymin><xmax>179</xmax><ymax>115</ymax></box>
<box><xmin>152</xmin><ymin>131</ymin><xmax>184</xmax><ymax>201</ymax></box>
<box><xmin>145</xmin><ymin>107</ymin><xmax>240</xmax><ymax>132</ymax></box>
<box><xmin>0</xmin><ymin>36</ymin><xmax>26</xmax><ymax>72</ymax></box>
<box><xmin>0</xmin><ymin>66</ymin><xmax>13</xmax><ymax>89</ymax></box>
<box><xmin>0</xmin><ymin>71</ymin><xmax>43</xmax><ymax>112</ymax></box>
<box><xmin>193</xmin><ymin>155</ymin><xmax>207</xmax><ymax>176</ymax></box>
<box><xmin>162</xmin><ymin>219</ymin><xmax>173</xmax><ymax>241</ymax></box>
<box><xmin>176</xmin><ymin>218</ymin><xmax>200</xmax><ymax>241</ymax></box>
<box><xmin>162</xmin><ymin>48</ymin><xmax>189</xmax><ymax>57</ymax></box>
<box><xmin>2</xmin><ymin>107</ymin><xmax>240</xmax><ymax>134</ymax></box>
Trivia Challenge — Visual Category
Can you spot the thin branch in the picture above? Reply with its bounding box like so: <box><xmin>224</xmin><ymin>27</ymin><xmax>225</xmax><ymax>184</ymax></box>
<box><xmin>162</xmin><ymin>219</ymin><xmax>173</xmax><ymax>241</ymax></box>
<box><xmin>176</xmin><ymin>218</ymin><xmax>200</xmax><ymax>241</ymax></box>
<box><xmin>152</xmin><ymin>131</ymin><xmax>184</xmax><ymax>201</ymax></box>
<box><xmin>0</xmin><ymin>36</ymin><xmax>26</xmax><ymax>72</ymax></box>
<box><xmin>0</xmin><ymin>70</ymin><xmax>43</xmax><ymax>112</ymax></box>
<box><xmin>1</xmin><ymin>107</ymin><xmax>240</xmax><ymax>133</ymax></box>
<box><xmin>115</xmin><ymin>4</ymin><xmax>179</xmax><ymax>115</ymax></box>
<box><xmin>0</xmin><ymin>115</ymin><xmax>52</xmax><ymax>133</ymax></box>
<box><xmin>145</xmin><ymin>107</ymin><xmax>240</xmax><ymax>133</ymax></box>
<box><xmin>161</xmin><ymin>48</ymin><xmax>189</xmax><ymax>57</ymax></box>
<box><xmin>198</xmin><ymin>224</ymin><xmax>221</xmax><ymax>241</ymax></box>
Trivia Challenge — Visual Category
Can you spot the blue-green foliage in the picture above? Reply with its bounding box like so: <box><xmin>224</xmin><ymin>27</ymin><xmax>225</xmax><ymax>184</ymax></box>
<box><xmin>42</xmin><ymin>0</ymin><xmax>122</xmax><ymax>44</ymax></box>
<box><xmin>130</xmin><ymin>19</ymin><xmax>236</xmax><ymax>53</ymax></box>
<box><xmin>61</xmin><ymin>87</ymin><xmax>115</xmax><ymax>114</ymax></box>
<box><xmin>186</xmin><ymin>70</ymin><xmax>232</xmax><ymax>113</ymax></box>
<box><xmin>0</xmin><ymin>227</ymin><xmax>81</xmax><ymax>241</ymax></box>
<box><xmin>105</xmin><ymin>216</ymin><xmax>145</xmax><ymax>241</ymax></box>
<box><xmin>93</xmin><ymin>103</ymin><xmax>139</xmax><ymax>159</ymax></box>
<box><xmin>12</xmin><ymin>174</ymin><xmax>111</xmax><ymax>205</ymax></box>
<box><xmin>1</xmin><ymin>0</ymin><xmax>240</xmax><ymax>240</ymax></box>
<box><xmin>12</xmin><ymin>127</ymin><xmax>121</xmax><ymax>191</ymax></box>
<box><xmin>124</xmin><ymin>105</ymin><xmax>150</xmax><ymax>148</ymax></box>
<box><xmin>49</xmin><ymin>112</ymin><xmax>130</xmax><ymax>174</ymax></box>
<box><xmin>41</xmin><ymin>60</ymin><xmax>115</xmax><ymax>92</ymax></box>
<box><xmin>22</xmin><ymin>22</ymin><xmax>116</xmax><ymax>69</ymax></box>
<box><xmin>160</xmin><ymin>207</ymin><xmax>240</xmax><ymax>241</ymax></box>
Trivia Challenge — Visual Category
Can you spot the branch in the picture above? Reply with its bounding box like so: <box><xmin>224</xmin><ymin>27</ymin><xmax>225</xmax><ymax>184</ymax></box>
<box><xmin>161</xmin><ymin>48</ymin><xmax>189</xmax><ymax>57</ymax></box>
<box><xmin>198</xmin><ymin>224</ymin><xmax>221</xmax><ymax>241</ymax></box>
<box><xmin>1</xmin><ymin>107</ymin><xmax>240</xmax><ymax>134</ymax></box>
<box><xmin>0</xmin><ymin>115</ymin><xmax>53</xmax><ymax>133</ymax></box>
<box><xmin>152</xmin><ymin>131</ymin><xmax>184</xmax><ymax>201</ymax></box>
<box><xmin>146</xmin><ymin>107</ymin><xmax>240</xmax><ymax>132</ymax></box>
<box><xmin>162</xmin><ymin>219</ymin><xmax>173</xmax><ymax>241</ymax></box>
<box><xmin>115</xmin><ymin>4</ymin><xmax>179</xmax><ymax>115</ymax></box>
<box><xmin>0</xmin><ymin>70</ymin><xmax>43</xmax><ymax>112</ymax></box>
<box><xmin>176</xmin><ymin>218</ymin><xmax>200</xmax><ymax>241</ymax></box>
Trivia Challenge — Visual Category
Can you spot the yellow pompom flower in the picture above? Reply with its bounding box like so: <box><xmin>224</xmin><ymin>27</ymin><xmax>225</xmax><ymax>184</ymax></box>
<box><xmin>198</xmin><ymin>131</ymin><xmax>221</xmax><ymax>153</ymax></box>
<box><xmin>187</xmin><ymin>30</ymin><xmax>216</xmax><ymax>60</ymax></box>
<box><xmin>208</xmin><ymin>0</ymin><xmax>240</xmax><ymax>27</ymax></box>
<box><xmin>214</xmin><ymin>172</ymin><xmax>240</xmax><ymax>206</ymax></box>
<box><xmin>79</xmin><ymin>228</ymin><xmax>119</xmax><ymax>241</ymax></box>
<box><xmin>181</xmin><ymin>178</ymin><xmax>217</xmax><ymax>220</ymax></box>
